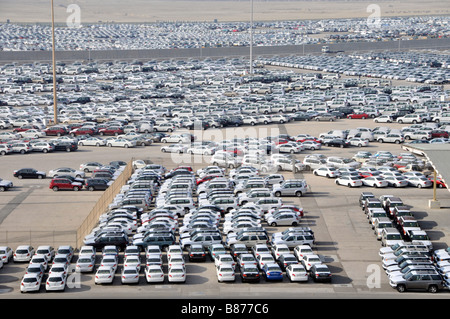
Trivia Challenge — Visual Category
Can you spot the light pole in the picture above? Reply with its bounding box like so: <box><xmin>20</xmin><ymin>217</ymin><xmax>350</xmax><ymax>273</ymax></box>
<box><xmin>249</xmin><ymin>0</ymin><xmax>253</xmax><ymax>75</ymax></box>
<box><xmin>51</xmin><ymin>0</ymin><xmax>58</xmax><ymax>125</ymax></box>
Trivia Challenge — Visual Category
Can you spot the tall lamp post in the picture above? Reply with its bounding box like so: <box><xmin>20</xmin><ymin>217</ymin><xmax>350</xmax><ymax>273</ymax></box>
<box><xmin>51</xmin><ymin>0</ymin><xmax>58</xmax><ymax>125</ymax></box>
<box><xmin>249</xmin><ymin>0</ymin><xmax>253</xmax><ymax>75</ymax></box>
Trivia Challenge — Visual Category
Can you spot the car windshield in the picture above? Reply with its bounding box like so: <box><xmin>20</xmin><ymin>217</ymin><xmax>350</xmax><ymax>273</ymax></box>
<box><xmin>23</xmin><ymin>277</ymin><xmax>38</xmax><ymax>283</ymax></box>
<box><xmin>78</xmin><ymin>258</ymin><xmax>92</xmax><ymax>263</ymax></box>
<box><xmin>97</xmin><ymin>269</ymin><xmax>111</xmax><ymax>274</ymax></box>
<box><xmin>124</xmin><ymin>269</ymin><xmax>138</xmax><ymax>274</ymax></box>
<box><xmin>221</xmin><ymin>267</ymin><xmax>234</xmax><ymax>272</ymax></box>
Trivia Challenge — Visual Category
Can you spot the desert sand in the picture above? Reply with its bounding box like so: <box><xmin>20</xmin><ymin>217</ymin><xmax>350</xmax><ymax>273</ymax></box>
<box><xmin>0</xmin><ymin>0</ymin><xmax>449</xmax><ymax>24</ymax></box>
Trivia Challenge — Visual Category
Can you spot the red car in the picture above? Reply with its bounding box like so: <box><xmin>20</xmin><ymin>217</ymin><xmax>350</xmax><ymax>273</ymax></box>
<box><xmin>296</xmin><ymin>137</ymin><xmax>321</xmax><ymax>144</ymax></box>
<box><xmin>13</xmin><ymin>124</ymin><xmax>41</xmax><ymax>133</ymax></box>
<box><xmin>347</xmin><ymin>113</ymin><xmax>369</xmax><ymax>119</ymax></box>
<box><xmin>98</xmin><ymin>126</ymin><xmax>124</xmax><ymax>136</ymax></box>
<box><xmin>70</xmin><ymin>127</ymin><xmax>96</xmax><ymax>137</ymax></box>
<box><xmin>273</xmin><ymin>138</ymin><xmax>289</xmax><ymax>145</ymax></box>
<box><xmin>43</xmin><ymin>126</ymin><xmax>67</xmax><ymax>136</ymax></box>
<box><xmin>49</xmin><ymin>178</ymin><xmax>83</xmax><ymax>191</ymax></box>
<box><xmin>196</xmin><ymin>175</ymin><xmax>220</xmax><ymax>185</ymax></box>
<box><xmin>429</xmin><ymin>177</ymin><xmax>446</xmax><ymax>188</ymax></box>
<box><xmin>431</xmin><ymin>130</ymin><xmax>449</xmax><ymax>138</ymax></box>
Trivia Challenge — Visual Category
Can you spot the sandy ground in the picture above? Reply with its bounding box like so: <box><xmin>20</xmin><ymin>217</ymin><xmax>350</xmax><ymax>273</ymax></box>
<box><xmin>1</xmin><ymin>0</ymin><xmax>450</xmax><ymax>23</ymax></box>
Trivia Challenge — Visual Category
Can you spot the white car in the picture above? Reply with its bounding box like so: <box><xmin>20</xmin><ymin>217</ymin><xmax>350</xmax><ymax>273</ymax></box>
<box><xmin>145</xmin><ymin>265</ymin><xmax>165</xmax><ymax>283</ymax></box>
<box><xmin>293</xmin><ymin>245</ymin><xmax>315</xmax><ymax>262</ymax></box>
<box><xmin>0</xmin><ymin>246</ymin><xmax>13</xmax><ymax>264</ymax></box>
<box><xmin>187</xmin><ymin>145</ymin><xmax>215</xmax><ymax>155</ymax></box>
<box><xmin>168</xmin><ymin>254</ymin><xmax>186</xmax><ymax>269</ymax></box>
<box><xmin>347</xmin><ymin>138</ymin><xmax>369</xmax><ymax>147</ymax></box>
<box><xmin>78</xmin><ymin>137</ymin><xmax>107</xmax><ymax>147</ymax></box>
<box><xmin>286</xmin><ymin>264</ymin><xmax>309</xmax><ymax>282</ymax></box>
<box><xmin>48</xmin><ymin>167</ymin><xmax>85</xmax><ymax>179</ymax></box>
<box><xmin>301</xmin><ymin>140</ymin><xmax>322</xmax><ymax>150</ymax></box>
<box><xmin>75</xmin><ymin>255</ymin><xmax>96</xmax><ymax>273</ymax></box>
<box><xmin>48</xmin><ymin>263</ymin><xmax>69</xmax><ymax>278</ymax></box>
<box><xmin>161</xmin><ymin>144</ymin><xmax>188</xmax><ymax>153</ymax></box>
<box><xmin>100</xmin><ymin>255</ymin><xmax>119</xmax><ymax>273</ymax></box>
<box><xmin>374</xmin><ymin>115</ymin><xmax>393</xmax><ymax>123</ymax></box>
<box><xmin>19</xmin><ymin>129</ymin><xmax>45</xmax><ymax>139</ymax></box>
<box><xmin>45</xmin><ymin>273</ymin><xmax>67</xmax><ymax>292</ymax></box>
<box><xmin>123</xmin><ymin>255</ymin><xmax>142</xmax><ymax>272</ymax></box>
<box><xmin>106</xmin><ymin>138</ymin><xmax>135</xmax><ymax>148</ymax></box>
<box><xmin>168</xmin><ymin>264</ymin><xmax>186</xmax><ymax>283</ymax></box>
<box><xmin>29</xmin><ymin>254</ymin><xmax>49</xmax><ymax>271</ymax></box>
<box><xmin>13</xmin><ymin>245</ymin><xmax>35</xmax><ymax>262</ymax></box>
<box><xmin>121</xmin><ymin>266</ymin><xmax>140</xmax><ymax>284</ymax></box>
<box><xmin>335</xmin><ymin>176</ymin><xmax>363</xmax><ymax>187</ymax></box>
<box><xmin>216</xmin><ymin>264</ymin><xmax>236</xmax><ymax>282</ymax></box>
<box><xmin>267</xmin><ymin>212</ymin><xmax>300</xmax><ymax>227</ymax></box>
<box><xmin>361</xmin><ymin>176</ymin><xmax>389</xmax><ymax>188</ymax></box>
<box><xmin>301</xmin><ymin>254</ymin><xmax>322</xmax><ymax>271</ymax></box>
<box><xmin>214</xmin><ymin>253</ymin><xmax>236</xmax><ymax>269</ymax></box>
<box><xmin>313</xmin><ymin>166</ymin><xmax>341</xmax><ymax>178</ymax></box>
<box><xmin>94</xmin><ymin>265</ymin><xmax>115</xmax><ymax>285</ymax></box>
<box><xmin>20</xmin><ymin>273</ymin><xmax>43</xmax><ymax>293</ymax></box>
<box><xmin>277</xmin><ymin>143</ymin><xmax>302</xmax><ymax>154</ymax></box>
<box><xmin>161</xmin><ymin>134</ymin><xmax>191</xmax><ymax>144</ymax></box>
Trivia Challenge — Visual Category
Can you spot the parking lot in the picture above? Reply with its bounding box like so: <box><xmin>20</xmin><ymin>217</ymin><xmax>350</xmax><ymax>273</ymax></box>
<box><xmin>1</xmin><ymin>115</ymin><xmax>450</xmax><ymax>299</ymax></box>
<box><xmin>0</xmin><ymin>49</ymin><xmax>450</xmax><ymax>299</ymax></box>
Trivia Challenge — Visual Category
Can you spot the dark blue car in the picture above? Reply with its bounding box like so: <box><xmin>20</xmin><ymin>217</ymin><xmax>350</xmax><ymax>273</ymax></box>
<box><xmin>262</xmin><ymin>263</ymin><xmax>283</xmax><ymax>281</ymax></box>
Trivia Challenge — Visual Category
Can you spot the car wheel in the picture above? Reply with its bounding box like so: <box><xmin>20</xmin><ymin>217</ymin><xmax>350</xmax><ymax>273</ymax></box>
<box><xmin>20</xmin><ymin>149</ymin><xmax>25</xmax><ymax>154</ymax></box>
<box><xmin>0</xmin><ymin>187</ymin><xmax>5</xmax><ymax>192</ymax></box>
<box><xmin>295</xmin><ymin>191</ymin><xmax>302</xmax><ymax>197</ymax></box>
<box><xmin>270</xmin><ymin>222</ymin><xmax>277</xmax><ymax>227</ymax></box>
<box><xmin>378</xmin><ymin>139</ymin><xmax>384</xmax><ymax>143</ymax></box>
<box><xmin>124</xmin><ymin>144</ymin><xmax>129</xmax><ymax>148</ymax></box>
<box><xmin>37</xmin><ymin>175</ymin><xmax>43</xmax><ymax>179</ymax></box>
<box><xmin>428</xmin><ymin>285</ymin><xmax>438</xmax><ymax>293</ymax></box>
<box><xmin>108</xmin><ymin>144</ymin><xmax>112</xmax><ymax>147</ymax></box>
<box><xmin>79</xmin><ymin>142</ymin><xmax>84</xmax><ymax>146</ymax></box>
<box><xmin>18</xmin><ymin>175</ymin><xmax>23</xmax><ymax>179</ymax></box>
<box><xmin>396</xmin><ymin>284</ymin><xmax>406</xmax><ymax>293</ymax></box>
<box><xmin>395</xmin><ymin>140</ymin><xmax>400</xmax><ymax>144</ymax></box>
<box><xmin>292</xmin><ymin>222</ymin><xmax>298</xmax><ymax>226</ymax></box>
<box><xmin>340</xmin><ymin>145</ymin><xmax>344</xmax><ymax>148</ymax></box>
<box><xmin>73</xmin><ymin>186</ymin><xmax>80</xmax><ymax>191</ymax></box>
<box><xmin>88</xmin><ymin>186</ymin><xmax>95</xmax><ymax>191</ymax></box>
<box><xmin>417</xmin><ymin>184</ymin><xmax>422</xmax><ymax>189</ymax></box>
<box><xmin>274</xmin><ymin>191</ymin><xmax>282</xmax><ymax>197</ymax></box>
<box><xmin>52</xmin><ymin>186</ymin><xmax>59</xmax><ymax>191</ymax></box>
<box><xmin>0</xmin><ymin>151</ymin><xmax>5</xmax><ymax>155</ymax></box>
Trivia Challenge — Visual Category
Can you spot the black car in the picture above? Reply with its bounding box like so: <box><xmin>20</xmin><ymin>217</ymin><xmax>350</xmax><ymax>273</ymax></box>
<box><xmin>310</xmin><ymin>264</ymin><xmax>332</xmax><ymax>282</ymax></box>
<box><xmin>53</xmin><ymin>141</ymin><xmax>78</xmax><ymax>152</ymax></box>
<box><xmin>86</xmin><ymin>234</ymin><xmax>129</xmax><ymax>251</ymax></box>
<box><xmin>13</xmin><ymin>168</ymin><xmax>46</xmax><ymax>179</ymax></box>
<box><xmin>324</xmin><ymin>139</ymin><xmax>350</xmax><ymax>148</ymax></box>
<box><xmin>188</xmin><ymin>244</ymin><xmax>207</xmax><ymax>262</ymax></box>
<box><xmin>85</xmin><ymin>178</ymin><xmax>110</xmax><ymax>191</ymax></box>
<box><xmin>292</xmin><ymin>112</ymin><xmax>314</xmax><ymax>121</ymax></box>
<box><xmin>240</xmin><ymin>265</ymin><xmax>261</xmax><ymax>283</ymax></box>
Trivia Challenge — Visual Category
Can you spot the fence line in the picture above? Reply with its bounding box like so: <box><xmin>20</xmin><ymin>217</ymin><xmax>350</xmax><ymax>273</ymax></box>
<box><xmin>75</xmin><ymin>159</ymin><xmax>134</xmax><ymax>248</ymax></box>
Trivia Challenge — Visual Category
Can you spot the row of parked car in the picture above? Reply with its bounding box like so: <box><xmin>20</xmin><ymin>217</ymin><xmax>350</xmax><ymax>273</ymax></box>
<box><xmin>2</xmin><ymin>16</ymin><xmax>448</xmax><ymax>51</ymax></box>
<box><xmin>6</xmin><ymin>161</ymin><xmax>128</xmax><ymax>193</ymax></box>
<box><xmin>306</xmin><ymin>149</ymin><xmax>444</xmax><ymax>189</ymax></box>
<box><xmin>360</xmin><ymin>192</ymin><xmax>450</xmax><ymax>293</ymax></box>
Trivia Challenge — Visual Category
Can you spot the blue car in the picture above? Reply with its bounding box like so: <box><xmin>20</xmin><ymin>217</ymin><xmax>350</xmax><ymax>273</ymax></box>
<box><xmin>262</xmin><ymin>263</ymin><xmax>283</xmax><ymax>281</ymax></box>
